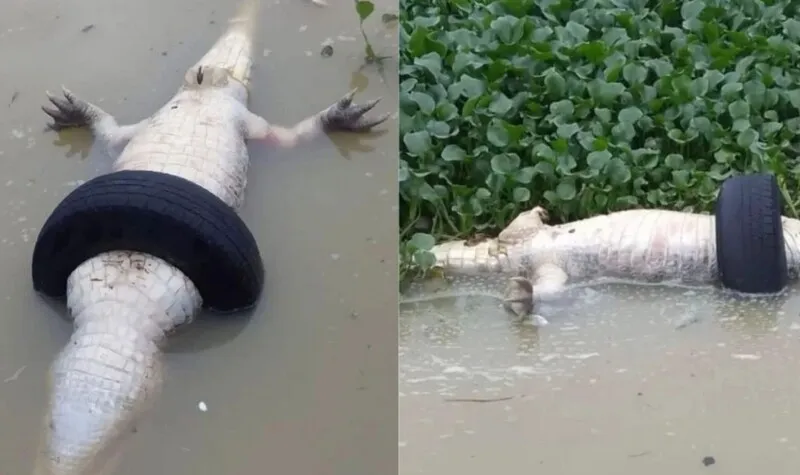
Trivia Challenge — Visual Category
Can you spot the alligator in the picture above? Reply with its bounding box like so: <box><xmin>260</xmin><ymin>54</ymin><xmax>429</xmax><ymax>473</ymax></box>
<box><xmin>402</xmin><ymin>204</ymin><xmax>800</xmax><ymax>324</ymax></box>
<box><xmin>31</xmin><ymin>1</ymin><xmax>388</xmax><ymax>474</ymax></box>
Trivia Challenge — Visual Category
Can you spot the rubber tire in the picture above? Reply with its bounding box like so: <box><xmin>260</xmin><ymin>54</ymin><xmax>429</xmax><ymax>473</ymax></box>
<box><xmin>715</xmin><ymin>173</ymin><xmax>787</xmax><ymax>294</ymax></box>
<box><xmin>31</xmin><ymin>170</ymin><xmax>264</xmax><ymax>312</ymax></box>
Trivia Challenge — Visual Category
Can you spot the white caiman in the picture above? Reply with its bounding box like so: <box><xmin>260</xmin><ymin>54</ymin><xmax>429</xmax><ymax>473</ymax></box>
<box><xmin>32</xmin><ymin>1</ymin><xmax>389</xmax><ymax>474</ymax></box>
<box><xmin>402</xmin><ymin>203</ymin><xmax>800</xmax><ymax>324</ymax></box>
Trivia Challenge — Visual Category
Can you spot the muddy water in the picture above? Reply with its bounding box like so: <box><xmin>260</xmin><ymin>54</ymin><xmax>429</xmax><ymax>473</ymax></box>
<box><xmin>0</xmin><ymin>0</ymin><xmax>397</xmax><ymax>473</ymax></box>
<box><xmin>400</xmin><ymin>283</ymin><xmax>800</xmax><ymax>474</ymax></box>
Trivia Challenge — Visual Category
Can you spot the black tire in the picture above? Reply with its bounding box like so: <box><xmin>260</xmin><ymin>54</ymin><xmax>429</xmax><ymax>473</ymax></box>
<box><xmin>715</xmin><ymin>173</ymin><xmax>787</xmax><ymax>294</ymax></box>
<box><xmin>31</xmin><ymin>170</ymin><xmax>264</xmax><ymax>312</ymax></box>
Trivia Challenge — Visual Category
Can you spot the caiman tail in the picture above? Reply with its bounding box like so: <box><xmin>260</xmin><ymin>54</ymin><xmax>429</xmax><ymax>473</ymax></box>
<box><xmin>31</xmin><ymin>2</ymin><xmax>260</xmax><ymax>474</ymax></box>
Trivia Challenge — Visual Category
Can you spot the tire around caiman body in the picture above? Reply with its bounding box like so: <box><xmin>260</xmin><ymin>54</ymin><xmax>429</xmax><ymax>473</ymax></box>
<box><xmin>715</xmin><ymin>173</ymin><xmax>787</xmax><ymax>294</ymax></box>
<box><xmin>31</xmin><ymin>170</ymin><xmax>264</xmax><ymax>312</ymax></box>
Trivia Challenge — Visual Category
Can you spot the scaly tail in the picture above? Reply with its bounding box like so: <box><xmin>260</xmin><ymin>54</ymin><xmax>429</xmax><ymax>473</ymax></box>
<box><xmin>191</xmin><ymin>0</ymin><xmax>261</xmax><ymax>88</ymax></box>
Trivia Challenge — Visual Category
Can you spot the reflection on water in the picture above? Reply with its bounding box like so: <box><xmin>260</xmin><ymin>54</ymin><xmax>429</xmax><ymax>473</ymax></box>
<box><xmin>400</xmin><ymin>283</ymin><xmax>800</xmax><ymax>475</ymax></box>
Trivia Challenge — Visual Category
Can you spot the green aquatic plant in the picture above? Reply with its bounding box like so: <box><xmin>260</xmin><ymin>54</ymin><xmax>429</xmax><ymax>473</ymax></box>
<box><xmin>353</xmin><ymin>0</ymin><xmax>393</xmax><ymax>65</ymax></box>
<box><xmin>399</xmin><ymin>0</ymin><xmax>800</xmax><ymax>281</ymax></box>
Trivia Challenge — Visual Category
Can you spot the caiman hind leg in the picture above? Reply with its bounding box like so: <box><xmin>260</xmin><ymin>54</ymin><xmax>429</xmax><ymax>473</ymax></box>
<box><xmin>502</xmin><ymin>263</ymin><xmax>569</xmax><ymax>326</ymax></box>
<box><xmin>42</xmin><ymin>87</ymin><xmax>146</xmax><ymax>155</ymax></box>
<box><xmin>242</xmin><ymin>89</ymin><xmax>390</xmax><ymax>148</ymax></box>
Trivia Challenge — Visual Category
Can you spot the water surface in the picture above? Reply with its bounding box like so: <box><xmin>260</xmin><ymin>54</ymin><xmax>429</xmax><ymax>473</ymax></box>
<box><xmin>401</xmin><ymin>282</ymin><xmax>800</xmax><ymax>474</ymax></box>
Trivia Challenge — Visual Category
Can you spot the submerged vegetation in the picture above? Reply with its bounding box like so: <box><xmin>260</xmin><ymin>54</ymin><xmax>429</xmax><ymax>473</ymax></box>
<box><xmin>399</xmin><ymin>0</ymin><xmax>800</xmax><ymax>280</ymax></box>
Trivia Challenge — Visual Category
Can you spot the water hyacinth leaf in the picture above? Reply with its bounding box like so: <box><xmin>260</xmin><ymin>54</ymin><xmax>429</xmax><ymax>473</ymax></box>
<box><xmin>403</xmin><ymin>131</ymin><xmax>432</xmax><ymax>156</ymax></box>
<box><xmin>736</xmin><ymin>128</ymin><xmax>758</xmax><ymax>148</ymax></box>
<box><xmin>513</xmin><ymin>187</ymin><xmax>531</xmax><ymax>203</ymax></box>
<box><xmin>618</xmin><ymin>106</ymin><xmax>643</xmax><ymax>124</ymax></box>
<box><xmin>550</xmin><ymin>99</ymin><xmax>575</xmax><ymax>117</ymax></box>
<box><xmin>408</xmin><ymin>232</ymin><xmax>436</xmax><ymax>251</ymax></box>
<box><xmin>413</xmin><ymin>250</ymin><xmax>437</xmax><ymax>269</ymax></box>
<box><xmin>606</xmin><ymin>158</ymin><xmax>631</xmax><ymax>185</ymax></box>
<box><xmin>490</xmin><ymin>153</ymin><xmax>521</xmax><ymax>174</ymax></box>
<box><xmin>544</xmin><ymin>70</ymin><xmax>567</xmax><ymax>96</ymax></box>
<box><xmin>441</xmin><ymin>144</ymin><xmax>466</xmax><ymax>162</ymax></box>
<box><xmin>728</xmin><ymin>100</ymin><xmax>749</xmax><ymax>119</ymax></box>
<box><xmin>427</xmin><ymin>121</ymin><xmax>451</xmax><ymax>138</ymax></box>
<box><xmin>557</xmin><ymin>123</ymin><xmax>580</xmax><ymax>138</ymax></box>
<box><xmin>556</xmin><ymin>181</ymin><xmax>577</xmax><ymax>200</ymax></box>
<box><xmin>665</xmin><ymin>154</ymin><xmax>684</xmax><ymax>169</ymax></box>
<box><xmin>489</xmin><ymin>92</ymin><xmax>513</xmax><ymax>115</ymax></box>
<box><xmin>587</xmin><ymin>150</ymin><xmax>612</xmax><ymax>170</ymax></box>
<box><xmin>410</xmin><ymin>92</ymin><xmax>436</xmax><ymax>114</ymax></box>
<box><xmin>487</xmin><ymin>120</ymin><xmax>509</xmax><ymax>147</ymax></box>
<box><xmin>355</xmin><ymin>0</ymin><xmax>375</xmax><ymax>21</ymax></box>
<box><xmin>622</xmin><ymin>63</ymin><xmax>647</xmax><ymax>85</ymax></box>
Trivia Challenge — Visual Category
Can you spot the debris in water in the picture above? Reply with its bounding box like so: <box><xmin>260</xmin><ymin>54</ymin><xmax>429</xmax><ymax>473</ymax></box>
<box><xmin>197</xmin><ymin>401</ymin><xmax>208</xmax><ymax>412</ymax></box>
<box><xmin>731</xmin><ymin>353</ymin><xmax>761</xmax><ymax>361</ymax></box>
<box><xmin>9</xmin><ymin>91</ymin><xmax>18</xmax><ymax>106</ymax></box>
<box><xmin>444</xmin><ymin>396</ymin><xmax>514</xmax><ymax>403</ymax></box>
<box><xmin>3</xmin><ymin>365</ymin><xmax>25</xmax><ymax>382</ymax></box>
<box><xmin>81</xmin><ymin>24</ymin><xmax>95</xmax><ymax>33</ymax></box>
<box><xmin>381</xmin><ymin>13</ymin><xmax>399</xmax><ymax>24</ymax></box>
<box><xmin>702</xmin><ymin>456</ymin><xmax>715</xmax><ymax>466</ymax></box>
<box><xmin>320</xmin><ymin>38</ymin><xmax>334</xmax><ymax>58</ymax></box>
<box><xmin>298</xmin><ymin>24</ymin><xmax>308</xmax><ymax>32</ymax></box>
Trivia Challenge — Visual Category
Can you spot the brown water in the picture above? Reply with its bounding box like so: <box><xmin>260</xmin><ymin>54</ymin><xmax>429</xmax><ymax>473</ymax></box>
<box><xmin>400</xmin><ymin>283</ymin><xmax>800</xmax><ymax>474</ymax></box>
<box><xmin>0</xmin><ymin>0</ymin><xmax>398</xmax><ymax>473</ymax></box>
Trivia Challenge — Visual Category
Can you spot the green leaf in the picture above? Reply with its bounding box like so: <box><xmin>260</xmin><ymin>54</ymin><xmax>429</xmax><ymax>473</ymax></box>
<box><xmin>618</xmin><ymin>107</ymin><xmax>643</xmax><ymax>124</ymax></box>
<box><xmin>412</xmin><ymin>250</ymin><xmax>436</xmax><ymax>269</ymax></box>
<box><xmin>665</xmin><ymin>154</ymin><xmax>684</xmax><ymax>169</ymax></box>
<box><xmin>441</xmin><ymin>144</ymin><xmax>466</xmax><ymax>162</ymax></box>
<box><xmin>689</xmin><ymin>78</ymin><xmax>709</xmax><ymax>97</ymax></box>
<box><xmin>512</xmin><ymin>187</ymin><xmax>531</xmax><ymax>203</ymax></box>
<box><xmin>355</xmin><ymin>0</ymin><xmax>375</xmax><ymax>21</ymax></box>
<box><xmin>408</xmin><ymin>232</ymin><xmax>435</xmax><ymax>251</ymax></box>
<box><xmin>622</xmin><ymin>63</ymin><xmax>647</xmax><ymax>85</ymax></box>
<box><xmin>680</xmin><ymin>0</ymin><xmax>705</xmax><ymax>20</ymax></box>
<box><xmin>403</xmin><ymin>131</ymin><xmax>432</xmax><ymax>155</ymax></box>
<box><xmin>556</xmin><ymin>182</ymin><xmax>577</xmax><ymax>201</ymax></box>
<box><xmin>587</xmin><ymin>150</ymin><xmax>612</xmax><ymax>170</ymax></box>
<box><xmin>544</xmin><ymin>70</ymin><xmax>566</xmax><ymax>96</ymax></box>
<box><xmin>488</xmin><ymin>93</ymin><xmax>513</xmax><ymax>115</ymax></box>
<box><xmin>427</xmin><ymin>121</ymin><xmax>450</xmax><ymax>138</ymax></box>
<box><xmin>606</xmin><ymin>158</ymin><xmax>631</xmax><ymax>185</ymax></box>
<box><xmin>557</xmin><ymin>123</ymin><xmax>580</xmax><ymax>138</ymax></box>
<box><xmin>736</xmin><ymin>129</ymin><xmax>758</xmax><ymax>148</ymax></box>
<box><xmin>410</xmin><ymin>92</ymin><xmax>435</xmax><ymax>114</ymax></box>
<box><xmin>727</xmin><ymin>100</ymin><xmax>749</xmax><ymax>119</ymax></box>
<box><xmin>720</xmin><ymin>82</ymin><xmax>743</xmax><ymax>96</ymax></box>
<box><xmin>490</xmin><ymin>153</ymin><xmax>520</xmax><ymax>174</ymax></box>
<box><xmin>550</xmin><ymin>99</ymin><xmax>575</xmax><ymax>117</ymax></box>
<box><xmin>784</xmin><ymin>18</ymin><xmax>800</xmax><ymax>41</ymax></box>
<box><xmin>487</xmin><ymin>120</ymin><xmax>509</xmax><ymax>147</ymax></box>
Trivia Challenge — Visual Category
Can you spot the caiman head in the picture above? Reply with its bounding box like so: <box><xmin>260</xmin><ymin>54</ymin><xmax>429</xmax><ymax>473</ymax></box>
<box><xmin>180</xmin><ymin>0</ymin><xmax>260</xmax><ymax>104</ymax></box>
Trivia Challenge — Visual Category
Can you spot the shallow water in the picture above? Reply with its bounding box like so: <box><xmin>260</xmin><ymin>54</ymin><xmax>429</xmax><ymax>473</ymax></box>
<box><xmin>400</xmin><ymin>282</ymin><xmax>800</xmax><ymax>474</ymax></box>
<box><xmin>0</xmin><ymin>0</ymin><xmax>397</xmax><ymax>473</ymax></box>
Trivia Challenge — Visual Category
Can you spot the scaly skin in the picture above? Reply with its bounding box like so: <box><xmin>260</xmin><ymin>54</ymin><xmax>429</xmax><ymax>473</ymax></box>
<box><xmin>402</xmin><ymin>205</ymin><xmax>800</xmax><ymax>320</ymax></box>
<box><xmin>32</xmin><ymin>1</ymin><xmax>389</xmax><ymax>474</ymax></box>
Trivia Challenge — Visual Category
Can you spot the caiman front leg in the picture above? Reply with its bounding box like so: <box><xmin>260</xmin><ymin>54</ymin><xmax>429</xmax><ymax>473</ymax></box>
<box><xmin>42</xmin><ymin>87</ymin><xmax>145</xmax><ymax>156</ymax></box>
<box><xmin>243</xmin><ymin>89</ymin><xmax>390</xmax><ymax>148</ymax></box>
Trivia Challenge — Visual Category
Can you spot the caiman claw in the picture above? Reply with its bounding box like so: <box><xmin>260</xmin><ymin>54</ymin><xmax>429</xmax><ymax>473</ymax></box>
<box><xmin>42</xmin><ymin>87</ymin><xmax>92</xmax><ymax>131</ymax></box>
<box><xmin>321</xmin><ymin>89</ymin><xmax>390</xmax><ymax>132</ymax></box>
